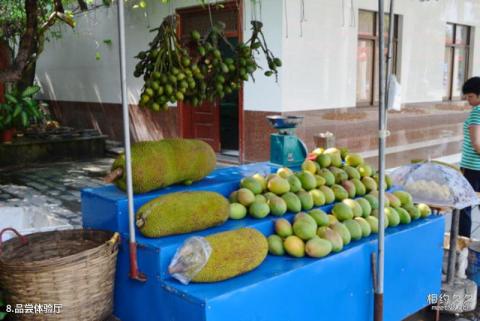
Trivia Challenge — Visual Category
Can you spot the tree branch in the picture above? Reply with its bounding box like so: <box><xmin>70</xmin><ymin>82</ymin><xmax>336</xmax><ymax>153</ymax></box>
<box><xmin>39</xmin><ymin>12</ymin><xmax>74</xmax><ymax>33</ymax></box>
<box><xmin>77</xmin><ymin>0</ymin><xmax>89</xmax><ymax>11</ymax></box>
<box><xmin>0</xmin><ymin>0</ymin><xmax>38</xmax><ymax>83</ymax></box>
<box><xmin>54</xmin><ymin>0</ymin><xmax>65</xmax><ymax>13</ymax></box>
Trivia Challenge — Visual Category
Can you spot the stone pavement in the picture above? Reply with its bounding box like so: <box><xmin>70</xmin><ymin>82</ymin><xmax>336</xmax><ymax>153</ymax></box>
<box><xmin>0</xmin><ymin>157</ymin><xmax>231</xmax><ymax>228</ymax></box>
<box><xmin>0</xmin><ymin>158</ymin><xmax>114</xmax><ymax>228</ymax></box>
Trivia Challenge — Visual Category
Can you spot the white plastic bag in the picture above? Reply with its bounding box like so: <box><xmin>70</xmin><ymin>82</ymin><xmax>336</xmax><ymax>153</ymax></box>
<box><xmin>387</xmin><ymin>74</ymin><xmax>402</xmax><ymax>111</ymax></box>
<box><xmin>390</xmin><ymin>162</ymin><xmax>480</xmax><ymax>209</ymax></box>
<box><xmin>168</xmin><ymin>236</ymin><xmax>212</xmax><ymax>285</ymax></box>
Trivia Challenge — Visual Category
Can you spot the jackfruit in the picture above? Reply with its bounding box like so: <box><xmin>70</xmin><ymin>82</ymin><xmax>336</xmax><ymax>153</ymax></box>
<box><xmin>190</xmin><ymin>228</ymin><xmax>268</xmax><ymax>282</ymax></box>
<box><xmin>136</xmin><ymin>191</ymin><xmax>229</xmax><ymax>237</ymax></box>
<box><xmin>110</xmin><ymin>139</ymin><xmax>216</xmax><ymax>193</ymax></box>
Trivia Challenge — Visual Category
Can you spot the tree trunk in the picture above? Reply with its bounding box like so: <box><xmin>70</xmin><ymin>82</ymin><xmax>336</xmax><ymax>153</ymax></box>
<box><xmin>0</xmin><ymin>0</ymin><xmax>38</xmax><ymax>83</ymax></box>
<box><xmin>0</xmin><ymin>41</ymin><xmax>12</xmax><ymax>102</ymax></box>
<box><xmin>16</xmin><ymin>61</ymin><xmax>37</xmax><ymax>91</ymax></box>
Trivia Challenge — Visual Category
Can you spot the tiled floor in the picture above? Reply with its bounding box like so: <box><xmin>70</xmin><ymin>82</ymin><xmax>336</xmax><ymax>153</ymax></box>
<box><xmin>0</xmin><ymin>158</ymin><xmax>232</xmax><ymax>227</ymax></box>
<box><xmin>0</xmin><ymin>158</ymin><xmax>114</xmax><ymax>227</ymax></box>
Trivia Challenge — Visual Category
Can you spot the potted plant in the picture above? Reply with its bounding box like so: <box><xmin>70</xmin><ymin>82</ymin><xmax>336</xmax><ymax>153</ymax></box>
<box><xmin>0</xmin><ymin>85</ymin><xmax>44</xmax><ymax>143</ymax></box>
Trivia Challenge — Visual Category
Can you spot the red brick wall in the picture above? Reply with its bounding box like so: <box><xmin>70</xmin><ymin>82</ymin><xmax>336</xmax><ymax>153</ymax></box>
<box><xmin>47</xmin><ymin>100</ymin><xmax>179</xmax><ymax>142</ymax></box>
<box><xmin>46</xmin><ymin>100</ymin><xmax>469</xmax><ymax>167</ymax></box>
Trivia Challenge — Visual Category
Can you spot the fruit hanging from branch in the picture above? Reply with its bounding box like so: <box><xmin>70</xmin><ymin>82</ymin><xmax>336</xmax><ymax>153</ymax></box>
<box><xmin>134</xmin><ymin>15</ymin><xmax>281</xmax><ymax>111</ymax></box>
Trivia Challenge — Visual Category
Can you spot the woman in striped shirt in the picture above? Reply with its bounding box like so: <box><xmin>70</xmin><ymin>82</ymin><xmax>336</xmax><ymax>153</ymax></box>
<box><xmin>459</xmin><ymin>77</ymin><xmax>480</xmax><ymax>237</ymax></box>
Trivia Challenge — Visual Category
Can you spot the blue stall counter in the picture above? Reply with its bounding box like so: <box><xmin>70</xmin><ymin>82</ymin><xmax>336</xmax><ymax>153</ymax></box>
<box><xmin>81</xmin><ymin>162</ymin><xmax>445</xmax><ymax>321</ymax></box>
<box><xmin>111</xmin><ymin>216</ymin><xmax>444</xmax><ymax>321</ymax></box>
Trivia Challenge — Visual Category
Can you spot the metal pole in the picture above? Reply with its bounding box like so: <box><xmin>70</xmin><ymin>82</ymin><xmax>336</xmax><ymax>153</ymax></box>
<box><xmin>447</xmin><ymin>209</ymin><xmax>460</xmax><ymax>285</ymax></box>
<box><xmin>375</xmin><ymin>0</ymin><xmax>386</xmax><ymax>320</ymax></box>
<box><xmin>385</xmin><ymin>0</ymin><xmax>395</xmax><ymax>101</ymax></box>
<box><xmin>116</xmin><ymin>0</ymin><xmax>145</xmax><ymax>282</ymax></box>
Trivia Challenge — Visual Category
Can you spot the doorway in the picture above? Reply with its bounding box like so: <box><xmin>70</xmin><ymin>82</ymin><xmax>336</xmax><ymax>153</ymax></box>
<box><xmin>177</xmin><ymin>1</ymin><xmax>243</xmax><ymax>160</ymax></box>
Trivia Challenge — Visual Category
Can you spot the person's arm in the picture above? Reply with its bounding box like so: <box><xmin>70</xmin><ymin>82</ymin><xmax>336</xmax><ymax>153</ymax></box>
<box><xmin>469</xmin><ymin>125</ymin><xmax>480</xmax><ymax>153</ymax></box>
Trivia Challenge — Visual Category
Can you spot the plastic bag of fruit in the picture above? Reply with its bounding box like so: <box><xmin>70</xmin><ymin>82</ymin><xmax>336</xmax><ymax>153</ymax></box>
<box><xmin>390</xmin><ymin>162</ymin><xmax>479</xmax><ymax>209</ymax></box>
<box><xmin>168</xmin><ymin>236</ymin><xmax>212</xmax><ymax>285</ymax></box>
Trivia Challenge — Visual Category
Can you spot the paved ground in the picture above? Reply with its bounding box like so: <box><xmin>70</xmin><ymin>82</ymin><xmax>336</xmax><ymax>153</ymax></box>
<box><xmin>1</xmin><ymin>158</ymin><xmax>480</xmax><ymax>320</ymax></box>
<box><xmin>0</xmin><ymin>158</ymin><xmax>114</xmax><ymax>228</ymax></box>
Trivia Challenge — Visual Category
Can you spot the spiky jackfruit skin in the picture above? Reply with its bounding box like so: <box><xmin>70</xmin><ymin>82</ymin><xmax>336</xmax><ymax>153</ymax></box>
<box><xmin>192</xmin><ymin>228</ymin><xmax>268</xmax><ymax>283</ymax></box>
<box><xmin>136</xmin><ymin>191</ymin><xmax>229</xmax><ymax>237</ymax></box>
<box><xmin>112</xmin><ymin>139</ymin><xmax>216</xmax><ymax>193</ymax></box>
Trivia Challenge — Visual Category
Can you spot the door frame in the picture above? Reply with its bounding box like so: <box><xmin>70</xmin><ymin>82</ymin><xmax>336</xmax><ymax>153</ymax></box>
<box><xmin>176</xmin><ymin>0</ymin><xmax>245</xmax><ymax>162</ymax></box>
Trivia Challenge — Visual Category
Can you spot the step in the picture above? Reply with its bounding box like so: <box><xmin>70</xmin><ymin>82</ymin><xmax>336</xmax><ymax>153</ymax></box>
<box><xmin>112</xmin><ymin>215</ymin><xmax>444</xmax><ymax>321</ymax></box>
<box><xmin>82</xmin><ymin>162</ymin><xmax>279</xmax><ymax>233</ymax></box>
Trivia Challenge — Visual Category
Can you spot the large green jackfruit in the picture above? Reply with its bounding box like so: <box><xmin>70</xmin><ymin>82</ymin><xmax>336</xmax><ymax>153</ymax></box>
<box><xmin>136</xmin><ymin>191</ymin><xmax>229</xmax><ymax>237</ymax></box>
<box><xmin>111</xmin><ymin>139</ymin><xmax>216</xmax><ymax>193</ymax></box>
<box><xmin>192</xmin><ymin>228</ymin><xmax>268</xmax><ymax>282</ymax></box>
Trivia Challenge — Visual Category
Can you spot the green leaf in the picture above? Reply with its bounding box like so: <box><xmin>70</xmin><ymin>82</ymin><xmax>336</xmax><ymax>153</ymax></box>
<box><xmin>0</xmin><ymin>311</ymin><xmax>7</xmax><ymax>320</ymax></box>
<box><xmin>4</xmin><ymin>94</ymin><xmax>18</xmax><ymax>104</ymax></box>
<box><xmin>13</xmin><ymin>105</ymin><xmax>22</xmax><ymax>118</ymax></box>
<box><xmin>139</xmin><ymin>1</ymin><xmax>146</xmax><ymax>8</ymax></box>
<box><xmin>21</xmin><ymin>112</ymin><xmax>28</xmax><ymax>127</ymax></box>
<box><xmin>21</xmin><ymin>85</ymin><xmax>40</xmax><ymax>98</ymax></box>
<box><xmin>103</xmin><ymin>39</ymin><xmax>112</xmax><ymax>46</ymax></box>
<box><xmin>95</xmin><ymin>52</ymin><xmax>101</xmax><ymax>60</ymax></box>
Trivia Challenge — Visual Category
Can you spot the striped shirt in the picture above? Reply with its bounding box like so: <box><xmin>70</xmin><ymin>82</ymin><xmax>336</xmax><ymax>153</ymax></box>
<box><xmin>461</xmin><ymin>106</ymin><xmax>480</xmax><ymax>170</ymax></box>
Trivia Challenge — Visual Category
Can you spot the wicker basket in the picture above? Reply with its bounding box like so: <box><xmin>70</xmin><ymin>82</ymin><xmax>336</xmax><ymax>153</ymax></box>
<box><xmin>0</xmin><ymin>228</ymin><xmax>120</xmax><ymax>321</ymax></box>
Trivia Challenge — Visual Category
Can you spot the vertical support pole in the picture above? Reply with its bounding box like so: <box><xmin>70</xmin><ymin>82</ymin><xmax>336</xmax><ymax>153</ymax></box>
<box><xmin>375</xmin><ymin>1</ymin><xmax>386</xmax><ymax>321</ymax></box>
<box><xmin>447</xmin><ymin>209</ymin><xmax>460</xmax><ymax>285</ymax></box>
<box><xmin>385</xmin><ymin>0</ymin><xmax>395</xmax><ymax>105</ymax></box>
<box><xmin>117</xmin><ymin>0</ymin><xmax>146</xmax><ymax>282</ymax></box>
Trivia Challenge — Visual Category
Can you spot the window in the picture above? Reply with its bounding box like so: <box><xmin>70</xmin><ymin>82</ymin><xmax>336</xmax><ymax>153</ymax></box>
<box><xmin>357</xmin><ymin>10</ymin><xmax>399</xmax><ymax>105</ymax></box>
<box><xmin>444</xmin><ymin>23</ymin><xmax>471</xmax><ymax>100</ymax></box>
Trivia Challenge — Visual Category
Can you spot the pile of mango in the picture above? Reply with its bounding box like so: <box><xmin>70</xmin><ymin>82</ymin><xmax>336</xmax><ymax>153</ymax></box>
<box><xmin>267</xmin><ymin>191</ymin><xmax>432</xmax><ymax>258</ymax></box>
<box><xmin>228</xmin><ymin>147</ymin><xmax>395</xmax><ymax>220</ymax></box>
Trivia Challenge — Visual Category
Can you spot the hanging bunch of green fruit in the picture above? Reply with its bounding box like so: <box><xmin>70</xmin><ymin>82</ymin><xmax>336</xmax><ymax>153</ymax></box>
<box><xmin>134</xmin><ymin>14</ymin><xmax>281</xmax><ymax>111</ymax></box>
<box><xmin>186</xmin><ymin>21</ymin><xmax>246</xmax><ymax>105</ymax></box>
<box><xmin>247</xmin><ymin>20</ymin><xmax>282</xmax><ymax>79</ymax></box>
<box><xmin>134</xmin><ymin>16</ymin><xmax>198</xmax><ymax>111</ymax></box>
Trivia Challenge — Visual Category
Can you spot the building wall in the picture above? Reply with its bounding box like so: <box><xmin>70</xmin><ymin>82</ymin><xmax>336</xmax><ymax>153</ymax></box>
<box><xmin>280</xmin><ymin>0</ymin><xmax>480</xmax><ymax>111</ymax></box>
<box><xmin>35</xmin><ymin>0</ymin><xmax>480</xmax><ymax>163</ymax></box>
<box><xmin>36</xmin><ymin>0</ymin><xmax>283</xmax><ymax>111</ymax></box>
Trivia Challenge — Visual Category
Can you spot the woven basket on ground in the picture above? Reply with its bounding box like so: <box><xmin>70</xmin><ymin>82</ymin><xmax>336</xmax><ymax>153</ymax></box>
<box><xmin>0</xmin><ymin>228</ymin><xmax>120</xmax><ymax>321</ymax></box>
